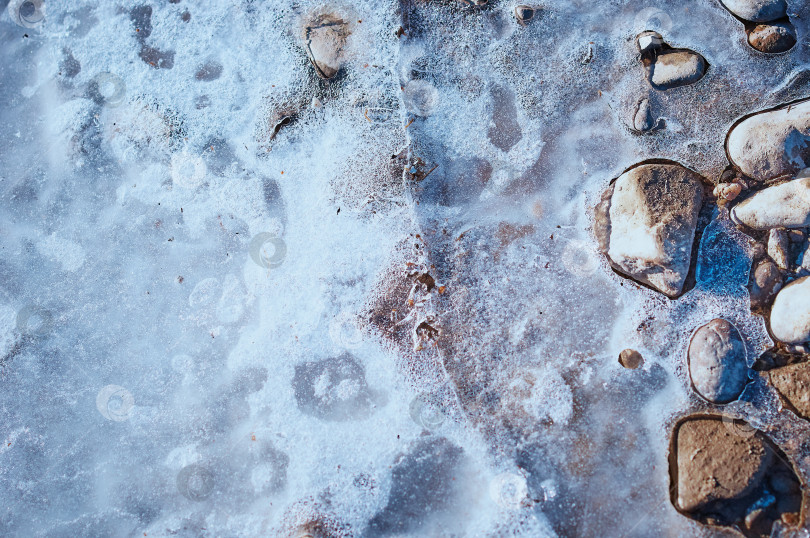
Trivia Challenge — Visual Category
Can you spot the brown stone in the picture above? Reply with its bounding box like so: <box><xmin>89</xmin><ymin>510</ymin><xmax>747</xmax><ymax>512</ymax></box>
<box><xmin>674</xmin><ymin>417</ymin><xmax>772</xmax><ymax>513</ymax></box>
<box><xmin>768</xmin><ymin>361</ymin><xmax>810</xmax><ymax>420</ymax></box>
<box><xmin>618</xmin><ymin>349</ymin><xmax>644</xmax><ymax>369</ymax></box>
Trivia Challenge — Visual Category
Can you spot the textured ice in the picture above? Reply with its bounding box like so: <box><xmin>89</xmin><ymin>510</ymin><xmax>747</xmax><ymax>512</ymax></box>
<box><xmin>1</xmin><ymin>0</ymin><xmax>810</xmax><ymax>536</ymax></box>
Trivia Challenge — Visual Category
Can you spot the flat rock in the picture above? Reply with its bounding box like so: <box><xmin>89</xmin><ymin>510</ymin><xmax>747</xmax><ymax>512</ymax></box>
<box><xmin>650</xmin><ymin>50</ymin><xmax>707</xmax><ymax>90</ymax></box>
<box><xmin>731</xmin><ymin>178</ymin><xmax>810</xmax><ymax>230</ymax></box>
<box><xmin>748</xmin><ymin>21</ymin><xmax>797</xmax><ymax>54</ymax></box>
<box><xmin>720</xmin><ymin>0</ymin><xmax>787</xmax><ymax>22</ymax></box>
<box><xmin>303</xmin><ymin>13</ymin><xmax>350</xmax><ymax>79</ymax></box>
<box><xmin>769</xmin><ymin>361</ymin><xmax>810</xmax><ymax>420</ymax></box>
<box><xmin>770</xmin><ymin>276</ymin><xmax>810</xmax><ymax>344</ymax></box>
<box><xmin>727</xmin><ymin>99</ymin><xmax>810</xmax><ymax>183</ymax></box>
<box><xmin>688</xmin><ymin>319</ymin><xmax>749</xmax><ymax>403</ymax></box>
<box><xmin>674</xmin><ymin>417</ymin><xmax>772</xmax><ymax>513</ymax></box>
<box><xmin>595</xmin><ymin>163</ymin><xmax>704</xmax><ymax>297</ymax></box>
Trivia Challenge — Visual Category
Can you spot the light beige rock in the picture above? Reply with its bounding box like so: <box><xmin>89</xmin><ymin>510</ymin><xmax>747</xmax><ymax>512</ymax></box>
<box><xmin>650</xmin><ymin>50</ymin><xmax>707</xmax><ymax>90</ymax></box>
<box><xmin>768</xmin><ymin>229</ymin><xmax>790</xmax><ymax>269</ymax></box>
<box><xmin>727</xmin><ymin>100</ymin><xmax>810</xmax><ymax>183</ymax></box>
<box><xmin>303</xmin><ymin>14</ymin><xmax>350</xmax><ymax>79</ymax></box>
<box><xmin>594</xmin><ymin>163</ymin><xmax>704</xmax><ymax>297</ymax></box>
<box><xmin>731</xmin><ymin>178</ymin><xmax>810</xmax><ymax>230</ymax></box>
<box><xmin>770</xmin><ymin>276</ymin><xmax>810</xmax><ymax>344</ymax></box>
<box><xmin>720</xmin><ymin>0</ymin><xmax>787</xmax><ymax>23</ymax></box>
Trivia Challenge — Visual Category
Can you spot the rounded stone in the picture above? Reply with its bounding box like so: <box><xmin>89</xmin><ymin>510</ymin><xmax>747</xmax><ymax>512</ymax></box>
<box><xmin>650</xmin><ymin>50</ymin><xmax>707</xmax><ymax>90</ymax></box>
<box><xmin>749</xmin><ymin>259</ymin><xmax>783</xmax><ymax>310</ymax></box>
<box><xmin>688</xmin><ymin>319</ymin><xmax>749</xmax><ymax>404</ymax></box>
<box><xmin>720</xmin><ymin>0</ymin><xmax>787</xmax><ymax>22</ymax></box>
<box><xmin>748</xmin><ymin>21</ymin><xmax>797</xmax><ymax>54</ymax></box>
<box><xmin>727</xmin><ymin>99</ymin><xmax>810</xmax><ymax>184</ymax></box>
<box><xmin>619</xmin><ymin>349</ymin><xmax>644</xmax><ymax>369</ymax></box>
<box><xmin>770</xmin><ymin>276</ymin><xmax>810</xmax><ymax>344</ymax></box>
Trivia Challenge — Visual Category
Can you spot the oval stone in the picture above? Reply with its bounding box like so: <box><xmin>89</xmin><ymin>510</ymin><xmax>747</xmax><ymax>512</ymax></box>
<box><xmin>748</xmin><ymin>21</ymin><xmax>797</xmax><ymax>54</ymax></box>
<box><xmin>730</xmin><ymin>178</ymin><xmax>810</xmax><ymax>230</ymax></box>
<box><xmin>688</xmin><ymin>319</ymin><xmax>749</xmax><ymax>403</ymax></box>
<box><xmin>720</xmin><ymin>0</ymin><xmax>787</xmax><ymax>23</ymax></box>
<box><xmin>770</xmin><ymin>276</ymin><xmax>810</xmax><ymax>344</ymax></box>
<box><xmin>727</xmin><ymin>99</ymin><xmax>810</xmax><ymax>183</ymax></box>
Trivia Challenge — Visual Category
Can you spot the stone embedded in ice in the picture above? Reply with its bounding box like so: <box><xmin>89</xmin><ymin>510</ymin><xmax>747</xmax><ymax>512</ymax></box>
<box><xmin>650</xmin><ymin>50</ymin><xmax>707</xmax><ymax>90</ymax></box>
<box><xmin>770</xmin><ymin>276</ymin><xmax>810</xmax><ymax>344</ymax></box>
<box><xmin>674</xmin><ymin>417</ymin><xmax>772</xmax><ymax>512</ymax></box>
<box><xmin>303</xmin><ymin>13</ymin><xmax>350</xmax><ymax>79</ymax></box>
<box><xmin>768</xmin><ymin>361</ymin><xmax>810</xmax><ymax>420</ymax></box>
<box><xmin>594</xmin><ymin>162</ymin><xmax>704</xmax><ymax>298</ymax></box>
<box><xmin>730</xmin><ymin>178</ymin><xmax>810</xmax><ymax>230</ymax></box>
<box><xmin>748</xmin><ymin>21</ymin><xmax>797</xmax><ymax>54</ymax></box>
<box><xmin>687</xmin><ymin>319</ymin><xmax>749</xmax><ymax>404</ymax></box>
<box><xmin>727</xmin><ymin>100</ymin><xmax>810</xmax><ymax>183</ymax></box>
<box><xmin>720</xmin><ymin>0</ymin><xmax>787</xmax><ymax>23</ymax></box>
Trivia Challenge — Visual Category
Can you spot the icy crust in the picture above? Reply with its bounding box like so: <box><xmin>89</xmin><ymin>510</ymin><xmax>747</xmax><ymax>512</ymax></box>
<box><xmin>0</xmin><ymin>0</ymin><xmax>809</xmax><ymax>536</ymax></box>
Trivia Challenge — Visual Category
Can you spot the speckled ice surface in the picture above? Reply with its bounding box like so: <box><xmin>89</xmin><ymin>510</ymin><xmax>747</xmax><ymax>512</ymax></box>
<box><xmin>2</xmin><ymin>0</ymin><xmax>810</xmax><ymax>536</ymax></box>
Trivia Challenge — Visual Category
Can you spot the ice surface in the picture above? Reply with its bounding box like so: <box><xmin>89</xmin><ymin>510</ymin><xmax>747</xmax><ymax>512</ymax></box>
<box><xmin>1</xmin><ymin>0</ymin><xmax>810</xmax><ymax>536</ymax></box>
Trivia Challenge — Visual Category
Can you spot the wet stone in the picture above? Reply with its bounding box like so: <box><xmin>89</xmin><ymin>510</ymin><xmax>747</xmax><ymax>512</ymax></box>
<box><xmin>731</xmin><ymin>178</ymin><xmax>810</xmax><ymax>230</ymax></box>
<box><xmin>671</xmin><ymin>416</ymin><xmax>802</xmax><ymax>536</ymax></box>
<box><xmin>720</xmin><ymin>0</ymin><xmax>787</xmax><ymax>23</ymax></box>
<box><xmin>688</xmin><ymin>319</ymin><xmax>749</xmax><ymax>404</ymax></box>
<box><xmin>594</xmin><ymin>162</ymin><xmax>704</xmax><ymax>298</ymax></box>
<box><xmin>727</xmin><ymin>99</ymin><xmax>810</xmax><ymax>183</ymax></box>
<box><xmin>619</xmin><ymin>349</ymin><xmax>644</xmax><ymax>369</ymax></box>
<box><xmin>770</xmin><ymin>276</ymin><xmax>810</xmax><ymax>344</ymax></box>
<box><xmin>768</xmin><ymin>361</ymin><xmax>810</xmax><ymax>420</ymax></box>
<box><xmin>748</xmin><ymin>21</ymin><xmax>797</xmax><ymax>54</ymax></box>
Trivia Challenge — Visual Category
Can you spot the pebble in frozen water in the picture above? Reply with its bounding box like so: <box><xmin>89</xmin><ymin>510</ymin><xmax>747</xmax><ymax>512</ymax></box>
<box><xmin>688</xmin><ymin>319</ymin><xmax>749</xmax><ymax>404</ymax></box>
<box><xmin>767</xmin><ymin>228</ymin><xmax>790</xmax><ymax>269</ymax></box>
<box><xmin>748</xmin><ymin>21</ymin><xmax>797</xmax><ymax>54</ymax></box>
<box><xmin>619</xmin><ymin>349</ymin><xmax>644</xmax><ymax>369</ymax></box>
<box><xmin>727</xmin><ymin>100</ymin><xmax>810</xmax><ymax>183</ymax></box>
<box><xmin>594</xmin><ymin>162</ymin><xmax>704</xmax><ymax>298</ymax></box>
<box><xmin>302</xmin><ymin>13</ymin><xmax>350</xmax><ymax>79</ymax></box>
<box><xmin>749</xmin><ymin>259</ymin><xmax>783</xmax><ymax>310</ymax></box>
<box><xmin>637</xmin><ymin>33</ymin><xmax>707</xmax><ymax>91</ymax></box>
<box><xmin>671</xmin><ymin>416</ymin><xmax>802</xmax><ymax>534</ymax></box>
<box><xmin>649</xmin><ymin>50</ymin><xmax>707</xmax><ymax>90</ymax></box>
<box><xmin>720</xmin><ymin>0</ymin><xmax>787</xmax><ymax>23</ymax></box>
<box><xmin>630</xmin><ymin>97</ymin><xmax>658</xmax><ymax>133</ymax></box>
<box><xmin>674</xmin><ymin>417</ymin><xmax>771</xmax><ymax>513</ymax></box>
<box><xmin>770</xmin><ymin>276</ymin><xmax>810</xmax><ymax>344</ymax></box>
<box><xmin>768</xmin><ymin>361</ymin><xmax>810</xmax><ymax>420</ymax></box>
<box><xmin>730</xmin><ymin>178</ymin><xmax>810</xmax><ymax>230</ymax></box>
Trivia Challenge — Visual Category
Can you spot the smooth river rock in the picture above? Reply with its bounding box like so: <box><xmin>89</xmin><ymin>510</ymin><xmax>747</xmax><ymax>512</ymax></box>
<box><xmin>595</xmin><ymin>163</ymin><xmax>704</xmax><ymax>297</ymax></box>
<box><xmin>674</xmin><ymin>417</ymin><xmax>772</xmax><ymax>513</ymax></box>
<box><xmin>770</xmin><ymin>276</ymin><xmax>810</xmax><ymax>344</ymax></box>
<box><xmin>748</xmin><ymin>21</ymin><xmax>797</xmax><ymax>54</ymax></box>
<box><xmin>769</xmin><ymin>361</ymin><xmax>810</xmax><ymax>420</ymax></box>
<box><xmin>720</xmin><ymin>0</ymin><xmax>787</xmax><ymax>22</ymax></box>
<box><xmin>727</xmin><ymin>99</ymin><xmax>810</xmax><ymax>183</ymax></box>
<box><xmin>730</xmin><ymin>178</ymin><xmax>810</xmax><ymax>230</ymax></box>
<box><xmin>688</xmin><ymin>319</ymin><xmax>749</xmax><ymax>403</ymax></box>
<box><xmin>749</xmin><ymin>259</ymin><xmax>783</xmax><ymax>310</ymax></box>
<box><xmin>650</xmin><ymin>50</ymin><xmax>707</xmax><ymax>90</ymax></box>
